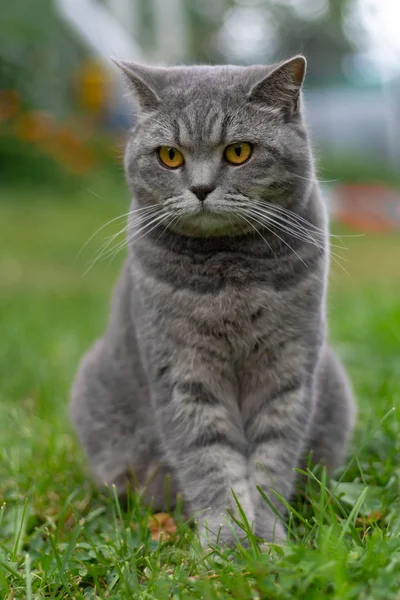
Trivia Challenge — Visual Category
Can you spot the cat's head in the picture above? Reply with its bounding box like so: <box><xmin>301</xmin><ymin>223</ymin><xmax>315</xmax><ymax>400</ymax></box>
<box><xmin>115</xmin><ymin>56</ymin><xmax>313</xmax><ymax>237</ymax></box>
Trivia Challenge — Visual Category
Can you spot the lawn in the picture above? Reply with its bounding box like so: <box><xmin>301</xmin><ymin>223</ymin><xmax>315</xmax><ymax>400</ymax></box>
<box><xmin>1</xmin><ymin>180</ymin><xmax>400</xmax><ymax>599</ymax></box>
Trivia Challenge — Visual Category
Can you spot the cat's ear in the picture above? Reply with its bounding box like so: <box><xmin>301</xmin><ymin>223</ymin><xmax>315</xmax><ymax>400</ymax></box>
<box><xmin>112</xmin><ymin>59</ymin><xmax>161</xmax><ymax>113</ymax></box>
<box><xmin>248</xmin><ymin>55</ymin><xmax>306</xmax><ymax>116</ymax></box>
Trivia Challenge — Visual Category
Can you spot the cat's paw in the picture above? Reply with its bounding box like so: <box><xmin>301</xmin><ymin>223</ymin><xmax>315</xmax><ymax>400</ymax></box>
<box><xmin>197</xmin><ymin>513</ymin><xmax>244</xmax><ymax>550</ymax></box>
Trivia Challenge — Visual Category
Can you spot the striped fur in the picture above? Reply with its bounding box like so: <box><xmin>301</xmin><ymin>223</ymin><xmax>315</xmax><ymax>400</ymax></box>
<box><xmin>71</xmin><ymin>57</ymin><xmax>356</xmax><ymax>546</ymax></box>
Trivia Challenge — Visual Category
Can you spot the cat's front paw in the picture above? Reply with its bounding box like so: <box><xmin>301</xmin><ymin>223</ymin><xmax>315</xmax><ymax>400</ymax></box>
<box><xmin>197</xmin><ymin>513</ymin><xmax>246</xmax><ymax>549</ymax></box>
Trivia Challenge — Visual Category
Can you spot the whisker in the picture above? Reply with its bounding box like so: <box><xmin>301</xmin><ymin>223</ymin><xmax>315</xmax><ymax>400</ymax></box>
<box><xmin>237</xmin><ymin>205</ymin><xmax>348</xmax><ymax>275</ymax></box>
<box><xmin>155</xmin><ymin>214</ymin><xmax>182</xmax><ymax>244</ymax></box>
<box><xmin>104</xmin><ymin>212</ymin><xmax>168</xmax><ymax>266</ymax></box>
<box><xmin>326</xmin><ymin>252</ymin><xmax>349</xmax><ymax>275</ymax></box>
<box><xmin>241</xmin><ymin>209</ymin><xmax>307</xmax><ymax>266</ymax></box>
<box><xmin>245</xmin><ymin>207</ymin><xmax>348</xmax><ymax>265</ymax></box>
<box><xmin>127</xmin><ymin>213</ymin><xmax>172</xmax><ymax>248</ymax></box>
<box><xmin>227</xmin><ymin>193</ymin><xmax>327</xmax><ymax>244</ymax></box>
<box><xmin>87</xmin><ymin>226</ymin><xmax>128</xmax><ymax>269</ymax></box>
<box><xmin>86</xmin><ymin>188</ymin><xmax>105</xmax><ymax>200</ymax></box>
<box><xmin>286</xmin><ymin>172</ymin><xmax>339</xmax><ymax>184</ymax></box>
<box><xmin>247</xmin><ymin>207</ymin><xmax>324</xmax><ymax>250</ymax></box>
<box><xmin>256</xmin><ymin>201</ymin><xmax>362</xmax><ymax>241</ymax></box>
<box><xmin>84</xmin><ymin>211</ymin><xmax>165</xmax><ymax>274</ymax></box>
<box><xmin>85</xmin><ymin>208</ymin><xmax>160</xmax><ymax>270</ymax></box>
<box><xmin>76</xmin><ymin>204</ymin><xmax>160</xmax><ymax>263</ymax></box>
<box><xmin>248</xmin><ymin>203</ymin><xmax>320</xmax><ymax>238</ymax></box>
<box><xmin>236</xmin><ymin>211</ymin><xmax>275</xmax><ymax>257</ymax></box>
<box><xmin>228</xmin><ymin>193</ymin><xmax>357</xmax><ymax>268</ymax></box>
<box><xmin>252</xmin><ymin>200</ymin><xmax>330</xmax><ymax>238</ymax></box>
<box><xmin>76</xmin><ymin>212</ymin><xmax>131</xmax><ymax>263</ymax></box>
<box><xmin>86</xmin><ymin>224</ymin><xmax>132</xmax><ymax>264</ymax></box>
<box><xmin>247</xmin><ymin>204</ymin><xmax>347</xmax><ymax>253</ymax></box>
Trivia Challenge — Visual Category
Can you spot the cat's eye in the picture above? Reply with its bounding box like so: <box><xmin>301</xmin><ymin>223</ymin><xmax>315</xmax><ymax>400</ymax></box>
<box><xmin>224</xmin><ymin>142</ymin><xmax>252</xmax><ymax>165</ymax></box>
<box><xmin>158</xmin><ymin>146</ymin><xmax>185</xmax><ymax>169</ymax></box>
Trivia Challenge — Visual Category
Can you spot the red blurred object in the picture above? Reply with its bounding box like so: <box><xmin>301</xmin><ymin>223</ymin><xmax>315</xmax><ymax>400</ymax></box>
<box><xmin>336</xmin><ymin>183</ymin><xmax>400</xmax><ymax>232</ymax></box>
<box><xmin>14</xmin><ymin>111</ymin><xmax>55</xmax><ymax>142</ymax></box>
<box><xmin>0</xmin><ymin>90</ymin><xmax>20</xmax><ymax>120</ymax></box>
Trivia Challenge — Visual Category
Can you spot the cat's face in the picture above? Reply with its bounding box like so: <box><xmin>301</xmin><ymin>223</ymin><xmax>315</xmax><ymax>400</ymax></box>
<box><xmin>118</xmin><ymin>57</ymin><xmax>313</xmax><ymax>237</ymax></box>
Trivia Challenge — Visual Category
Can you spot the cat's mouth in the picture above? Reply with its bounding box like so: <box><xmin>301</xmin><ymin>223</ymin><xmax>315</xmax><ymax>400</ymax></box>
<box><xmin>168</xmin><ymin>209</ymin><xmax>252</xmax><ymax>238</ymax></box>
<box><xmin>161</xmin><ymin>193</ymin><xmax>255</xmax><ymax>237</ymax></box>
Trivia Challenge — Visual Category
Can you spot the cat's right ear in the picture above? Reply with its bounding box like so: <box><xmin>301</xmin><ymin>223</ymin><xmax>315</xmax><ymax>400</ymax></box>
<box><xmin>112</xmin><ymin>59</ymin><xmax>161</xmax><ymax>113</ymax></box>
<box><xmin>248</xmin><ymin>55</ymin><xmax>306</xmax><ymax>117</ymax></box>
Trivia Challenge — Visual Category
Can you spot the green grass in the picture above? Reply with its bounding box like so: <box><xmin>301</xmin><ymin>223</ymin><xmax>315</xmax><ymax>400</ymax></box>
<box><xmin>1</xmin><ymin>181</ymin><xmax>400</xmax><ymax>599</ymax></box>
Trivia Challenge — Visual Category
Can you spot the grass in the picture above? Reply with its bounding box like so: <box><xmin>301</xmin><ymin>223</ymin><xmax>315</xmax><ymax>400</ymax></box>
<box><xmin>1</xmin><ymin>180</ymin><xmax>400</xmax><ymax>599</ymax></box>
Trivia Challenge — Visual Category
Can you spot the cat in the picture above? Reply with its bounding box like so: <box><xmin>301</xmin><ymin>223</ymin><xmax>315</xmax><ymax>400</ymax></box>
<box><xmin>71</xmin><ymin>55</ymin><xmax>356</xmax><ymax>546</ymax></box>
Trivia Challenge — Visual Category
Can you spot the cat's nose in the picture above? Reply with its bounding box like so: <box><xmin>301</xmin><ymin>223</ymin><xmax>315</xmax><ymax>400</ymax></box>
<box><xmin>190</xmin><ymin>185</ymin><xmax>215</xmax><ymax>202</ymax></box>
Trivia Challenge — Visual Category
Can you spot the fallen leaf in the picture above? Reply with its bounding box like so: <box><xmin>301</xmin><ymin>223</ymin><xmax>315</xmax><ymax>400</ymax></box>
<box><xmin>148</xmin><ymin>512</ymin><xmax>177</xmax><ymax>541</ymax></box>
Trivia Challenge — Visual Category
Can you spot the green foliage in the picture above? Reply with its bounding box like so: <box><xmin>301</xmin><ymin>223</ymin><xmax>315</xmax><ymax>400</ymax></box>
<box><xmin>264</xmin><ymin>0</ymin><xmax>357</xmax><ymax>85</ymax></box>
<box><xmin>0</xmin><ymin>130</ymin><xmax>123</xmax><ymax>191</ymax></box>
<box><xmin>184</xmin><ymin>0</ymin><xmax>358</xmax><ymax>83</ymax></box>
<box><xmin>0</xmin><ymin>132</ymin><xmax>75</xmax><ymax>188</ymax></box>
<box><xmin>318</xmin><ymin>154</ymin><xmax>400</xmax><ymax>187</ymax></box>
<box><xmin>0</xmin><ymin>183</ymin><xmax>400</xmax><ymax>598</ymax></box>
<box><xmin>0</xmin><ymin>0</ymin><xmax>85</xmax><ymax>114</ymax></box>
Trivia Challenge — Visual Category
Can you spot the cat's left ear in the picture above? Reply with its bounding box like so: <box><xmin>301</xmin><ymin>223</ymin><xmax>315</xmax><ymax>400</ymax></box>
<box><xmin>112</xmin><ymin>58</ymin><xmax>162</xmax><ymax>113</ymax></box>
<box><xmin>249</xmin><ymin>55</ymin><xmax>306</xmax><ymax>116</ymax></box>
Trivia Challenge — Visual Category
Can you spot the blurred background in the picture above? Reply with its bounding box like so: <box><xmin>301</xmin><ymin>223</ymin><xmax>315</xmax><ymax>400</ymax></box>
<box><xmin>1</xmin><ymin>0</ymin><xmax>400</xmax><ymax>226</ymax></box>
<box><xmin>1</xmin><ymin>4</ymin><xmax>400</xmax><ymax>584</ymax></box>
<box><xmin>0</xmin><ymin>1</ymin><xmax>399</xmax><ymax>451</ymax></box>
<box><xmin>1</xmin><ymin>0</ymin><xmax>400</xmax><ymax>220</ymax></box>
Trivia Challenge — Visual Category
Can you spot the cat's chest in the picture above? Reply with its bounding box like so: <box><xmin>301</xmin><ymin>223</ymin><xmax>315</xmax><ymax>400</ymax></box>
<box><xmin>133</xmin><ymin>245</ymin><xmax>324</xmax><ymax>358</ymax></box>
<box><xmin>174</xmin><ymin>283</ymin><xmax>300</xmax><ymax>355</ymax></box>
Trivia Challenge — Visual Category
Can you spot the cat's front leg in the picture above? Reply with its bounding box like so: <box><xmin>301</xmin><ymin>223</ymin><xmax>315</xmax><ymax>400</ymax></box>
<box><xmin>244</xmin><ymin>379</ymin><xmax>311</xmax><ymax>543</ymax></box>
<box><xmin>153</xmin><ymin>371</ymin><xmax>254</xmax><ymax>547</ymax></box>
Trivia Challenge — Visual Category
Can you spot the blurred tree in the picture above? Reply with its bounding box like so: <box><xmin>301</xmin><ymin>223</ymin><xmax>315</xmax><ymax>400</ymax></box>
<box><xmin>185</xmin><ymin>0</ymin><xmax>236</xmax><ymax>63</ymax></box>
<box><xmin>0</xmin><ymin>0</ymin><xmax>366</xmax><ymax>116</ymax></box>
<box><xmin>0</xmin><ymin>0</ymin><xmax>85</xmax><ymax>115</ymax></box>
<box><xmin>183</xmin><ymin>0</ymin><xmax>360</xmax><ymax>85</ymax></box>
<box><xmin>264</xmin><ymin>0</ymin><xmax>358</xmax><ymax>85</ymax></box>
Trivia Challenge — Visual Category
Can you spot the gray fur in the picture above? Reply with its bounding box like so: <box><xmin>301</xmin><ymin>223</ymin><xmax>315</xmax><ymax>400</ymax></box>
<box><xmin>71</xmin><ymin>56</ymin><xmax>356</xmax><ymax>545</ymax></box>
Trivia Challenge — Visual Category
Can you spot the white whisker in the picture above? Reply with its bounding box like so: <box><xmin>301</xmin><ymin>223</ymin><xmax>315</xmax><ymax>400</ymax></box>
<box><xmin>245</xmin><ymin>206</ymin><xmax>348</xmax><ymax>266</ymax></box>
<box><xmin>248</xmin><ymin>203</ymin><xmax>319</xmax><ymax>238</ymax></box>
<box><xmin>287</xmin><ymin>172</ymin><xmax>339</xmax><ymax>184</ymax></box>
<box><xmin>105</xmin><ymin>212</ymin><xmax>169</xmax><ymax>266</ymax></box>
<box><xmin>86</xmin><ymin>208</ymin><xmax>161</xmax><ymax>271</ymax></box>
<box><xmin>241</xmin><ymin>209</ymin><xmax>307</xmax><ymax>266</ymax></box>
<box><xmin>256</xmin><ymin>201</ymin><xmax>361</xmax><ymax>242</ymax></box>
<box><xmin>236</xmin><ymin>211</ymin><xmax>275</xmax><ymax>257</ymax></box>
<box><xmin>154</xmin><ymin>213</ymin><xmax>180</xmax><ymax>243</ymax></box>
<box><xmin>253</xmin><ymin>200</ymin><xmax>329</xmax><ymax>238</ymax></box>
<box><xmin>247</xmin><ymin>207</ymin><xmax>324</xmax><ymax>250</ymax></box>
<box><xmin>89</xmin><ymin>226</ymin><xmax>128</xmax><ymax>266</ymax></box>
<box><xmin>247</xmin><ymin>205</ymin><xmax>339</xmax><ymax>252</ymax></box>
<box><xmin>77</xmin><ymin>204</ymin><xmax>160</xmax><ymax>263</ymax></box>
<box><xmin>84</xmin><ymin>210</ymin><xmax>166</xmax><ymax>275</ymax></box>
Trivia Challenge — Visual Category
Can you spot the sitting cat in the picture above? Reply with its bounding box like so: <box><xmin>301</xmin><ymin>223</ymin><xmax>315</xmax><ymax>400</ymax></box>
<box><xmin>71</xmin><ymin>55</ymin><xmax>356</xmax><ymax>546</ymax></box>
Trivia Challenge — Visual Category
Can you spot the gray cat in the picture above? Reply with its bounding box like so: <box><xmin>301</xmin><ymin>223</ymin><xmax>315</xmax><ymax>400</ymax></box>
<box><xmin>71</xmin><ymin>55</ymin><xmax>356</xmax><ymax>546</ymax></box>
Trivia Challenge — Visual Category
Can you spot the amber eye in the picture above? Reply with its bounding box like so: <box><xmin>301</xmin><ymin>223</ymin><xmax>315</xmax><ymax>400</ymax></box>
<box><xmin>224</xmin><ymin>142</ymin><xmax>252</xmax><ymax>165</ymax></box>
<box><xmin>158</xmin><ymin>146</ymin><xmax>184</xmax><ymax>169</ymax></box>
